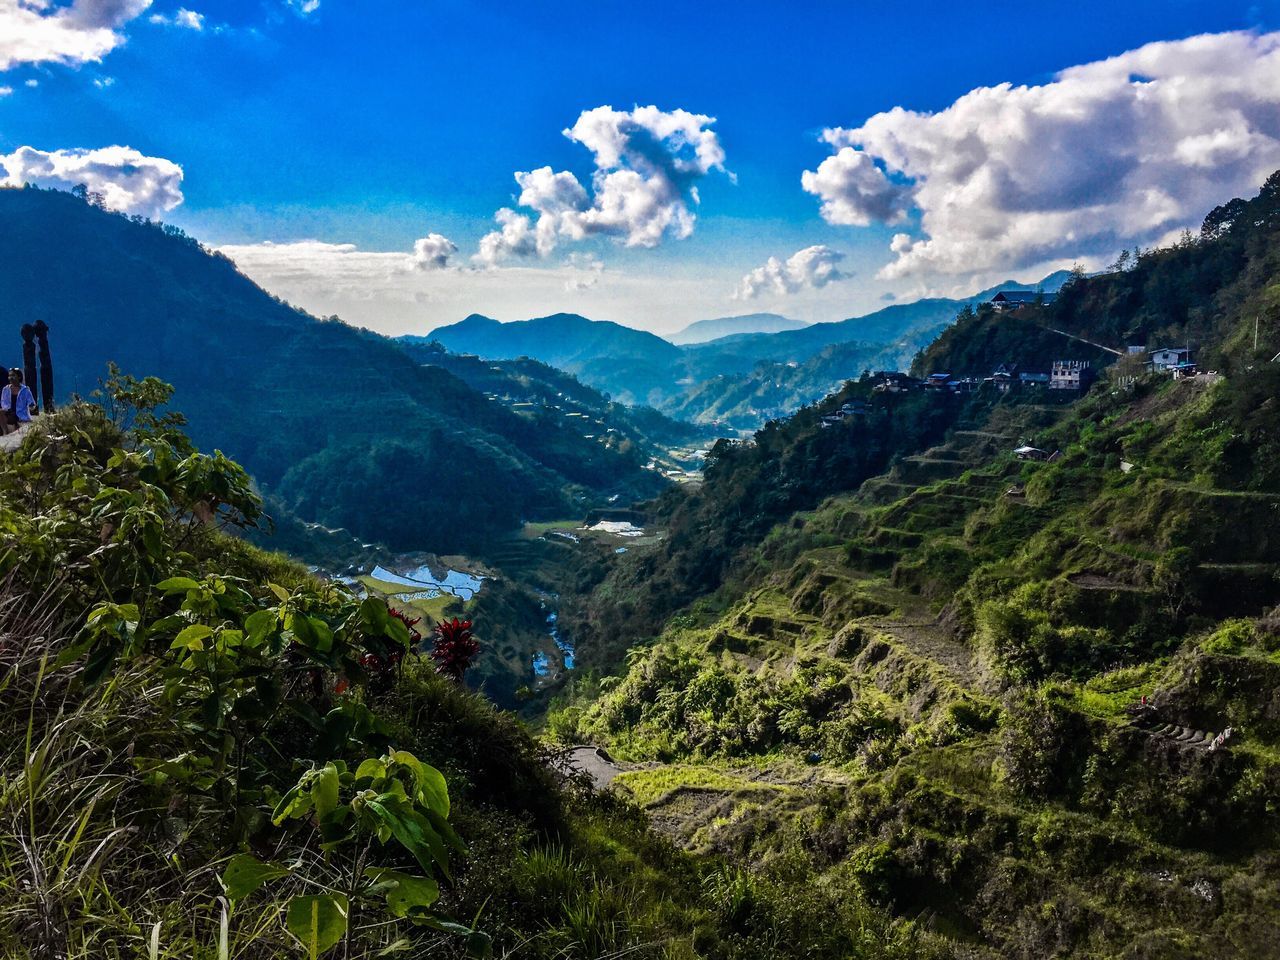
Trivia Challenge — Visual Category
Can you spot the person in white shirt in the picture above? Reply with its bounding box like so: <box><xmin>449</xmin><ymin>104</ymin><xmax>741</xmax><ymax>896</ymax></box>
<box><xmin>1</xmin><ymin>368</ymin><xmax>36</xmax><ymax>435</ymax></box>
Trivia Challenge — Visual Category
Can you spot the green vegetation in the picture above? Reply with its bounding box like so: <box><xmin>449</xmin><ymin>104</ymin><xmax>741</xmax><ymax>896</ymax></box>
<box><xmin>0</xmin><ymin>381</ymin><xmax>958</xmax><ymax>959</ymax></box>
<box><xmin>547</xmin><ymin>173</ymin><xmax>1280</xmax><ymax>957</ymax></box>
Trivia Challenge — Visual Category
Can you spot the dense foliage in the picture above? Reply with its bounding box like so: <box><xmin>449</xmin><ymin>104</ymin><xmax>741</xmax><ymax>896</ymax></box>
<box><xmin>547</xmin><ymin>172</ymin><xmax>1280</xmax><ymax>958</ymax></box>
<box><xmin>0</xmin><ymin>385</ymin><xmax>950</xmax><ymax>959</ymax></box>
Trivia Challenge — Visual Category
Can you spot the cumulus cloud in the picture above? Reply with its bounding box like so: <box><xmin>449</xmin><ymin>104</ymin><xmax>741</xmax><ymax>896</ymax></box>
<box><xmin>0</xmin><ymin>145</ymin><xmax>183</xmax><ymax>216</ymax></box>
<box><xmin>476</xmin><ymin>104</ymin><xmax>728</xmax><ymax>266</ymax></box>
<box><xmin>149</xmin><ymin>7</ymin><xmax>204</xmax><ymax>29</ymax></box>
<box><xmin>0</xmin><ymin>85</ymin><xmax>12</xmax><ymax>97</ymax></box>
<box><xmin>409</xmin><ymin>233</ymin><xmax>457</xmax><ymax>270</ymax></box>
<box><xmin>803</xmin><ymin>30</ymin><xmax>1280</xmax><ymax>282</ymax></box>
<box><xmin>0</xmin><ymin>0</ymin><xmax>151</xmax><ymax>70</ymax></box>
<box><xmin>734</xmin><ymin>245</ymin><xmax>850</xmax><ymax>300</ymax></box>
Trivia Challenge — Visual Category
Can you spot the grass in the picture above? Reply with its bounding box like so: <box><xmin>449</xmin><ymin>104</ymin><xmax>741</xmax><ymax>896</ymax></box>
<box><xmin>613</xmin><ymin>765</ymin><xmax>787</xmax><ymax>808</ymax></box>
<box><xmin>519</xmin><ymin>519</ymin><xmax>584</xmax><ymax>539</ymax></box>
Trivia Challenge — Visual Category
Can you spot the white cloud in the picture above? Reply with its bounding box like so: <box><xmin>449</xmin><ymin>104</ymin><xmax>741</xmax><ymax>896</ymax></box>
<box><xmin>476</xmin><ymin>104</ymin><xmax>728</xmax><ymax>265</ymax></box>
<box><xmin>409</xmin><ymin>232</ymin><xmax>457</xmax><ymax>270</ymax></box>
<box><xmin>149</xmin><ymin>7</ymin><xmax>204</xmax><ymax>29</ymax></box>
<box><xmin>0</xmin><ymin>144</ymin><xmax>183</xmax><ymax>216</ymax></box>
<box><xmin>0</xmin><ymin>0</ymin><xmax>151</xmax><ymax>71</ymax></box>
<box><xmin>286</xmin><ymin>0</ymin><xmax>319</xmax><ymax>15</ymax></box>
<box><xmin>734</xmin><ymin>245</ymin><xmax>851</xmax><ymax>299</ymax></box>
<box><xmin>803</xmin><ymin>30</ymin><xmax>1280</xmax><ymax>283</ymax></box>
<box><xmin>0</xmin><ymin>85</ymin><xmax>12</xmax><ymax>97</ymax></box>
<box><xmin>92</xmin><ymin>74</ymin><xmax>114</xmax><ymax>87</ymax></box>
<box><xmin>24</xmin><ymin>78</ymin><xmax>38</xmax><ymax>87</ymax></box>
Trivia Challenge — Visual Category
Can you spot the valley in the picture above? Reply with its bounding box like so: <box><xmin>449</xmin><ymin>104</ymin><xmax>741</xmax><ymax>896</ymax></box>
<box><xmin>2</xmin><ymin>169</ymin><xmax>1280</xmax><ymax>960</ymax></box>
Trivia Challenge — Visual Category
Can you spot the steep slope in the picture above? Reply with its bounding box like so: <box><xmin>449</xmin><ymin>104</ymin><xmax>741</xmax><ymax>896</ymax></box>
<box><xmin>669</xmin><ymin>312</ymin><xmax>808</xmax><ymax>345</ymax></box>
<box><xmin>0</xmin><ymin>186</ymin><xmax>661</xmax><ymax>554</ymax></box>
<box><xmin>546</xmin><ymin>172</ymin><xmax>1280</xmax><ymax>958</ymax></box>
<box><xmin>415</xmin><ymin>312</ymin><xmax>684</xmax><ymax>405</ymax></box>
<box><xmin>396</xmin><ymin>339</ymin><xmax>717</xmax><ymax>449</ymax></box>
<box><xmin>0</xmin><ymin>402</ymin><xmax>944</xmax><ymax>960</ymax></box>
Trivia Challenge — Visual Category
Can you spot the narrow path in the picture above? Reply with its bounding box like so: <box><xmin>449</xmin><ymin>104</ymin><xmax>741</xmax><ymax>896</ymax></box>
<box><xmin>1035</xmin><ymin>324</ymin><xmax>1125</xmax><ymax>357</ymax></box>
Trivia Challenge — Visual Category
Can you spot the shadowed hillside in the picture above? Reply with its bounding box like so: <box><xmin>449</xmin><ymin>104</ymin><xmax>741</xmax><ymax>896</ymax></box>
<box><xmin>0</xmin><ymin>185</ymin><xmax>664</xmax><ymax>554</ymax></box>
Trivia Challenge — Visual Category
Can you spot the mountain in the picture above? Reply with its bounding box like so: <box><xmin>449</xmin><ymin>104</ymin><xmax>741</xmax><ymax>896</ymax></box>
<box><xmin>668</xmin><ymin>312</ymin><xmax>808</xmax><ymax>345</ymax></box>
<box><xmin>685</xmin><ymin>272</ymin><xmax>1075</xmax><ymax>365</ymax></box>
<box><xmin>412</xmin><ymin>312</ymin><xmax>684</xmax><ymax>407</ymax></box>
<box><xmin>0</xmin><ymin>185</ymin><xmax>663</xmax><ymax>554</ymax></box>
<box><xmin>411</xmin><ymin>276</ymin><xmax>1071</xmax><ymax>427</ymax></box>
<box><xmin>419</xmin><ymin>311</ymin><xmax>680</xmax><ymax>369</ymax></box>
<box><xmin>548</xmin><ymin>170</ymin><xmax>1280</xmax><ymax>959</ymax></box>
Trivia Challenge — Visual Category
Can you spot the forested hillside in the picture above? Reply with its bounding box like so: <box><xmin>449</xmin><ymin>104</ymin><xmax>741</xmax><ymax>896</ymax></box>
<box><xmin>0</xmin><ymin>186</ymin><xmax>662</xmax><ymax>554</ymax></box>
<box><xmin>546</xmin><ymin>172</ymin><xmax>1280</xmax><ymax>958</ymax></box>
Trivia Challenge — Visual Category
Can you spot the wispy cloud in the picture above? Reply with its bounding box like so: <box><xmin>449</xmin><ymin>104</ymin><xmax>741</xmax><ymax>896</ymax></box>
<box><xmin>149</xmin><ymin>8</ymin><xmax>205</xmax><ymax>30</ymax></box>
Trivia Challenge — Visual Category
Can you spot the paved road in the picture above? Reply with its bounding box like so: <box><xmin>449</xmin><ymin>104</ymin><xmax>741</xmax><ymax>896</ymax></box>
<box><xmin>557</xmin><ymin>745</ymin><xmax>625</xmax><ymax>788</ymax></box>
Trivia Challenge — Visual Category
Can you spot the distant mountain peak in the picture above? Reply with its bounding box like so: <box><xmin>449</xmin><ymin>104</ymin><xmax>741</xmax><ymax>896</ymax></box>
<box><xmin>669</xmin><ymin>313</ymin><xmax>808</xmax><ymax>346</ymax></box>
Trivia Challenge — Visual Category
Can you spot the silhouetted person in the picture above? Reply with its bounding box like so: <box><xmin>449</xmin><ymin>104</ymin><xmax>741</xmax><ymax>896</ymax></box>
<box><xmin>32</xmin><ymin>320</ymin><xmax>53</xmax><ymax>413</ymax></box>
<box><xmin>20</xmin><ymin>324</ymin><xmax>36</xmax><ymax>399</ymax></box>
<box><xmin>1</xmin><ymin>368</ymin><xmax>35</xmax><ymax>435</ymax></box>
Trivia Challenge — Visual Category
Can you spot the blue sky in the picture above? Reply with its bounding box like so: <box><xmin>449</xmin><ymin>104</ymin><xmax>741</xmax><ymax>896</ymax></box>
<box><xmin>2</xmin><ymin>0</ymin><xmax>1279</xmax><ymax>334</ymax></box>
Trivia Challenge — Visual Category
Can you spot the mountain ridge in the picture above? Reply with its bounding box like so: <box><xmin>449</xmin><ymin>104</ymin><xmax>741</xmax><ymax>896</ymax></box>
<box><xmin>0</xmin><ymin>185</ymin><xmax>663</xmax><ymax>554</ymax></box>
<box><xmin>668</xmin><ymin>312</ymin><xmax>809</xmax><ymax>345</ymax></box>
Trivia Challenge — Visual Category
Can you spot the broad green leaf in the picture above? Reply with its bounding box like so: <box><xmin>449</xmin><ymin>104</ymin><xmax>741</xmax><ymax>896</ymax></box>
<box><xmin>363</xmin><ymin>867</ymin><xmax>440</xmax><ymax>917</ymax></box>
<box><xmin>272</xmin><ymin>783</ymin><xmax>313</xmax><ymax>825</ymax></box>
<box><xmin>285</xmin><ymin>893</ymin><xmax>347</xmax><ymax>958</ymax></box>
<box><xmin>363</xmin><ymin>796</ymin><xmax>450</xmax><ymax>878</ymax></box>
<box><xmin>311</xmin><ymin>764</ymin><xmax>341</xmax><ymax>821</ymax></box>
<box><xmin>171</xmin><ymin>624</ymin><xmax>214</xmax><ymax>650</ymax></box>
<box><xmin>385</xmin><ymin>615</ymin><xmax>411</xmax><ymax>649</ymax></box>
<box><xmin>359</xmin><ymin>596</ymin><xmax>389</xmax><ymax>629</ymax></box>
<box><xmin>244</xmin><ymin>609</ymin><xmax>277</xmax><ymax>647</ymax></box>
<box><xmin>392</xmin><ymin>750</ymin><xmax>449</xmax><ymax>818</ymax></box>
<box><xmin>221</xmin><ymin>853</ymin><xmax>289</xmax><ymax>900</ymax></box>
<box><xmin>354</xmin><ymin>757</ymin><xmax>387</xmax><ymax>782</ymax></box>
<box><xmin>289</xmin><ymin>613</ymin><xmax>318</xmax><ymax>648</ymax></box>
<box><xmin>268</xmin><ymin>582</ymin><xmax>291</xmax><ymax>603</ymax></box>
<box><xmin>309</xmin><ymin>617</ymin><xmax>334</xmax><ymax>653</ymax></box>
<box><xmin>157</xmin><ymin>576</ymin><xmax>201</xmax><ymax>594</ymax></box>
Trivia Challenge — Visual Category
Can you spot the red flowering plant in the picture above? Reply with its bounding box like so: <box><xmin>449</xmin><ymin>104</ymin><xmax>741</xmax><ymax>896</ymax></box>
<box><xmin>430</xmin><ymin>617</ymin><xmax>479</xmax><ymax>681</ymax></box>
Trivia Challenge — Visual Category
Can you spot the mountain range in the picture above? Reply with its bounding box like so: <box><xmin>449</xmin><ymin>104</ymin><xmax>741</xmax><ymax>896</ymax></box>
<box><xmin>416</xmin><ymin>272</ymin><xmax>1074</xmax><ymax>428</ymax></box>
<box><xmin>0</xmin><ymin>186</ymin><xmax>665</xmax><ymax>555</ymax></box>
